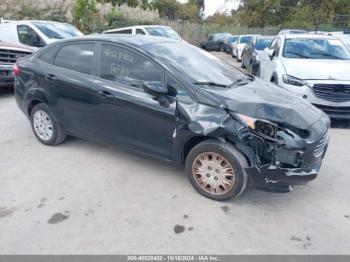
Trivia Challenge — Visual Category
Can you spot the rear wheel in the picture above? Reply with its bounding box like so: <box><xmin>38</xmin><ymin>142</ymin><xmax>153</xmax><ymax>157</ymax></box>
<box><xmin>219</xmin><ymin>44</ymin><xmax>224</xmax><ymax>52</ymax></box>
<box><xmin>30</xmin><ymin>103</ymin><xmax>67</xmax><ymax>146</ymax></box>
<box><xmin>185</xmin><ymin>140</ymin><xmax>248</xmax><ymax>201</ymax></box>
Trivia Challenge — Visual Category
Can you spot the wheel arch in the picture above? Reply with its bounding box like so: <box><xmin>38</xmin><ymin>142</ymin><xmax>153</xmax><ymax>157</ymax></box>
<box><xmin>270</xmin><ymin>72</ymin><xmax>278</xmax><ymax>84</ymax></box>
<box><xmin>25</xmin><ymin>89</ymin><xmax>49</xmax><ymax>116</ymax></box>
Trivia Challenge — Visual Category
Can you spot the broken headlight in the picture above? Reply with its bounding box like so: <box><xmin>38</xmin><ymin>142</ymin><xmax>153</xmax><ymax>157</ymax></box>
<box><xmin>282</xmin><ymin>74</ymin><xmax>306</xmax><ymax>87</ymax></box>
<box><xmin>235</xmin><ymin>113</ymin><xmax>278</xmax><ymax>139</ymax></box>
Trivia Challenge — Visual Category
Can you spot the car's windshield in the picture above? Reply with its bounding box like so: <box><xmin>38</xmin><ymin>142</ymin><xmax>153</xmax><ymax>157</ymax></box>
<box><xmin>283</xmin><ymin>38</ymin><xmax>350</xmax><ymax>59</ymax></box>
<box><xmin>228</xmin><ymin>36</ymin><xmax>238</xmax><ymax>43</ymax></box>
<box><xmin>145</xmin><ymin>43</ymin><xmax>245</xmax><ymax>86</ymax></box>
<box><xmin>240</xmin><ymin>36</ymin><xmax>253</xmax><ymax>44</ymax></box>
<box><xmin>255</xmin><ymin>38</ymin><xmax>273</xmax><ymax>50</ymax></box>
<box><xmin>145</xmin><ymin>27</ymin><xmax>181</xmax><ymax>40</ymax></box>
<box><xmin>216</xmin><ymin>33</ymin><xmax>231</xmax><ymax>40</ymax></box>
<box><xmin>33</xmin><ymin>22</ymin><xmax>83</xmax><ymax>39</ymax></box>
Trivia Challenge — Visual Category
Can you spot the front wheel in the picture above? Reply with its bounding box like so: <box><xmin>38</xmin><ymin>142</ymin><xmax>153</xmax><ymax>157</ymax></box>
<box><xmin>30</xmin><ymin>103</ymin><xmax>67</xmax><ymax>146</ymax></box>
<box><xmin>185</xmin><ymin>140</ymin><xmax>248</xmax><ymax>201</ymax></box>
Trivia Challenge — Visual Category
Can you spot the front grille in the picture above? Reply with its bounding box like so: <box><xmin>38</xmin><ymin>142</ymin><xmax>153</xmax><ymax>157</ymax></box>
<box><xmin>313</xmin><ymin>84</ymin><xmax>350</xmax><ymax>103</ymax></box>
<box><xmin>313</xmin><ymin>131</ymin><xmax>329</xmax><ymax>158</ymax></box>
<box><xmin>0</xmin><ymin>48</ymin><xmax>31</xmax><ymax>64</ymax></box>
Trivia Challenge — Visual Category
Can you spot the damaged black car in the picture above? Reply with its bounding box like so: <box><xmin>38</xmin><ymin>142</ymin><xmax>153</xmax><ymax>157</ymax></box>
<box><xmin>14</xmin><ymin>35</ymin><xmax>330</xmax><ymax>201</ymax></box>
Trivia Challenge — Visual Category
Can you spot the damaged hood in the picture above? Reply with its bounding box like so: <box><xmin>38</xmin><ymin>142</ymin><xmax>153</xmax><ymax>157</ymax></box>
<box><xmin>282</xmin><ymin>58</ymin><xmax>350</xmax><ymax>81</ymax></box>
<box><xmin>197</xmin><ymin>78</ymin><xmax>323</xmax><ymax>129</ymax></box>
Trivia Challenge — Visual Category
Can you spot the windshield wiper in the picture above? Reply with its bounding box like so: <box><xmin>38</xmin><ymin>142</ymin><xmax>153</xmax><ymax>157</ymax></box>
<box><xmin>227</xmin><ymin>76</ymin><xmax>254</xmax><ymax>87</ymax></box>
<box><xmin>193</xmin><ymin>81</ymin><xmax>228</xmax><ymax>87</ymax></box>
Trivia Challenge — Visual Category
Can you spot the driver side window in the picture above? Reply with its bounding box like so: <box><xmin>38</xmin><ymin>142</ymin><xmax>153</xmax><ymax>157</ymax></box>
<box><xmin>99</xmin><ymin>44</ymin><xmax>163</xmax><ymax>88</ymax></box>
<box><xmin>17</xmin><ymin>25</ymin><xmax>45</xmax><ymax>47</ymax></box>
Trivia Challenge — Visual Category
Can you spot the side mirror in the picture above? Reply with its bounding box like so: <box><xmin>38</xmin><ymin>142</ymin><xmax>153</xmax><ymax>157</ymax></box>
<box><xmin>143</xmin><ymin>81</ymin><xmax>168</xmax><ymax>97</ymax></box>
<box><xmin>267</xmin><ymin>49</ymin><xmax>275</xmax><ymax>60</ymax></box>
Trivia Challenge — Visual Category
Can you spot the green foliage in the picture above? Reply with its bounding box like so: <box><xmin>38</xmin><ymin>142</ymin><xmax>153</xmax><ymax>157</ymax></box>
<box><xmin>232</xmin><ymin>0</ymin><xmax>350</xmax><ymax>30</ymax></box>
<box><xmin>151</xmin><ymin>0</ymin><xmax>201</xmax><ymax>22</ymax></box>
<box><xmin>73</xmin><ymin>0</ymin><xmax>104</xmax><ymax>33</ymax></box>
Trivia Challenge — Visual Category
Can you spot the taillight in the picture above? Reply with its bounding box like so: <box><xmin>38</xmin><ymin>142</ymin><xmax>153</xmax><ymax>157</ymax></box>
<box><xmin>13</xmin><ymin>63</ymin><xmax>20</xmax><ymax>77</ymax></box>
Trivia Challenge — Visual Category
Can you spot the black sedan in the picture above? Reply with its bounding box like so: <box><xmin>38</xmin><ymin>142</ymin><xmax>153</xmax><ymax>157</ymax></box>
<box><xmin>200</xmin><ymin>33</ymin><xmax>231</xmax><ymax>52</ymax></box>
<box><xmin>223</xmin><ymin>35</ymin><xmax>238</xmax><ymax>54</ymax></box>
<box><xmin>241</xmin><ymin>36</ymin><xmax>274</xmax><ymax>75</ymax></box>
<box><xmin>14</xmin><ymin>35</ymin><xmax>330</xmax><ymax>200</ymax></box>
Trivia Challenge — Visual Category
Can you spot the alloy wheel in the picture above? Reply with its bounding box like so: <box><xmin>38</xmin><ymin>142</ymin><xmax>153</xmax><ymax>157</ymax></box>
<box><xmin>33</xmin><ymin>110</ymin><xmax>53</xmax><ymax>141</ymax></box>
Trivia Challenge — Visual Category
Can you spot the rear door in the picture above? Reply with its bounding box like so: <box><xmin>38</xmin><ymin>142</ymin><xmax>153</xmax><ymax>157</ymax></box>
<box><xmin>38</xmin><ymin>41</ymin><xmax>110</xmax><ymax>140</ymax></box>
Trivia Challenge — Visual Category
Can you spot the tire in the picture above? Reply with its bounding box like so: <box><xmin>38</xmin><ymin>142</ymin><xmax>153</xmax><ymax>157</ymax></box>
<box><xmin>30</xmin><ymin>103</ymin><xmax>67</xmax><ymax>146</ymax></box>
<box><xmin>219</xmin><ymin>44</ymin><xmax>224</xmax><ymax>52</ymax></box>
<box><xmin>257</xmin><ymin>65</ymin><xmax>261</xmax><ymax>77</ymax></box>
<box><xmin>185</xmin><ymin>139</ymin><xmax>248</xmax><ymax>201</ymax></box>
<box><xmin>241</xmin><ymin>56</ymin><xmax>245</xmax><ymax>68</ymax></box>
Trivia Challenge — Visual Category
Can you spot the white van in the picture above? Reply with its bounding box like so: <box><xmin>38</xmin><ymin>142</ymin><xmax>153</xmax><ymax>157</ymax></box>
<box><xmin>0</xmin><ymin>20</ymin><xmax>83</xmax><ymax>50</ymax></box>
<box><xmin>103</xmin><ymin>25</ymin><xmax>183</xmax><ymax>41</ymax></box>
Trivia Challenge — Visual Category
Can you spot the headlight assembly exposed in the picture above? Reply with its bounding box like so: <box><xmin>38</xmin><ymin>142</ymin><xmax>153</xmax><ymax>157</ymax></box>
<box><xmin>235</xmin><ymin>113</ymin><xmax>278</xmax><ymax>139</ymax></box>
<box><xmin>282</xmin><ymin>74</ymin><xmax>307</xmax><ymax>87</ymax></box>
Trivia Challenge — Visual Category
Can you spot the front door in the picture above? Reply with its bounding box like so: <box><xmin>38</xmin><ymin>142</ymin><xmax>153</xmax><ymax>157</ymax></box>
<box><xmin>94</xmin><ymin>43</ymin><xmax>176</xmax><ymax>159</ymax></box>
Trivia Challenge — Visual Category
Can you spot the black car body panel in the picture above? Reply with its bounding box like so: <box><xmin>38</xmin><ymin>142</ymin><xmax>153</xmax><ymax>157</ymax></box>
<box><xmin>200</xmin><ymin>33</ymin><xmax>231</xmax><ymax>51</ymax></box>
<box><xmin>14</xmin><ymin>35</ymin><xmax>330</xmax><ymax>192</ymax></box>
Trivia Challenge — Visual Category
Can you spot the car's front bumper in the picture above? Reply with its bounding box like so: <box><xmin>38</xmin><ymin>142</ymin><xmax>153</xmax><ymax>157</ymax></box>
<box><xmin>0</xmin><ymin>64</ymin><xmax>15</xmax><ymax>87</ymax></box>
<box><xmin>244</xmin><ymin>114</ymin><xmax>330</xmax><ymax>192</ymax></box>
<box><xmin>247</xmin><ymin>164</ymin><xmax>320</xmax><ymax>193</ymax></box>
<box><xmin>278</xmin><ymin>79</ymin><xmax>350</xmax><ymax>119</ymax></box>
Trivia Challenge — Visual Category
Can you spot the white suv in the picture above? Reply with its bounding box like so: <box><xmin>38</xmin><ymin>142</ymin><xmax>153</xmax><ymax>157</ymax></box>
<box><xmin>259</xmin><ymin>34</ymin><xmax>350</xmax><ymax>119</ymax></box>
<box><xmin>0</xmin><ymin>20</ymin><xmax>83</xmax><ymax>50</ymax></box>
<box><xmin>103</xmin><ymin>25</ymin><xmax>182</xmax><ymax>41</ymax></box>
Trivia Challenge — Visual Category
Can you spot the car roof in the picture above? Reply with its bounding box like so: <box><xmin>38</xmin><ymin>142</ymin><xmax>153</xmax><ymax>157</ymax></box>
<box><xmin>104</xmin><ymin>25</ymin><xmax>170</xmax><ymax>32</ymax></box>
<box><xmin>55</xmin><ymin>34</ymin><xmax>180</xmax><ymax>48</ymax></box>
<box><xmin>282</xmin><ymin>34</ymin><xmax>339</xmax><ymax>40</ymax></box>
<box><xmin>239</xmin><ymin>34</ymin><xmax>260</xmax><ymax>37</ymax></box>
<box><xmin>0</xmin><ymin>20</ymin><xmax>71</xmax><ymax>25</ymax></box>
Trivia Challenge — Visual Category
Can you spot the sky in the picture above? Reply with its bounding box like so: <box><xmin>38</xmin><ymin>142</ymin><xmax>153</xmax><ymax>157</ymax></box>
<box><xmin>177</xmin><ymin>0</ymin><xmax>240</xmax><ymax>17</ymax></box>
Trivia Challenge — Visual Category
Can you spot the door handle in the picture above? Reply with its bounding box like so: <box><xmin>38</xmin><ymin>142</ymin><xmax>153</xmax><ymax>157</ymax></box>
<box><xmin>44</xmin><ymin>74</ymin><xmax>56</xmax><ymax>81</ymax></box>
<box><xmin>97</xmin><ymin>90</ymin><xmax>114</xmax><ymax>99</ymax></box>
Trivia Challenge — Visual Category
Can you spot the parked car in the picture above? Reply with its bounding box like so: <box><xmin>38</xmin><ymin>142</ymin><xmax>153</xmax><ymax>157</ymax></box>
<box><xmin>278</xmin><ymin>29</ymin><xmax>308</xmax><ymax>35</ymax></box>
<box><xmin>200</xmin><ymin>33</ymin><xmax>232</xmax><ymax>52</ymax></box>
<box><xmin>103</xmin><ymin>25</ymin><xmax>183</xmax><ymax>41</ymax></box>
<box><xmin>241</xmin><ymin>36</ymin><xmax>274</xmax><ymax>75</ymax></box>
<box><xmin>0</xmin><ymin>20</ymin><xmax>83</xmax><ymax>50</ymax></box>
<box><xmin>331</xmin><ymin>33</ymin><xmax>350</xmax><ymax>51</ymax></box>
<box><xmin>259</xmin><ymin>34</ymin><xmax>350</xmax><ymax>119</ymax></box>
<box><xmin>14</xmin><ymin>35</ymin><xmax>330</xmax><ymax>200</ymax></box>
<box><xmin>232</xmin><ymin>35</ymin><xmax>260</xmax><ymax>61</ymax></box>
<box><xmin>223</xmin><ymin>35</ymin><xmax>238</xmax><ymax>54</ymax></box>
<box><xmin>0</xmin><ymin>41</ymin><xmax>33</xmax><ymax>87</ymax></box>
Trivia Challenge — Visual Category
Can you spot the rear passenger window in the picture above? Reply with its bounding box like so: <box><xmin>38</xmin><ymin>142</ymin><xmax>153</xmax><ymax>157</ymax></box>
<box><xmin>109</xmin><ymin>29</ymin><xmax>132</xmax><ymax>34</ymax></box>
<box><xmin>100</xmin><ymin>44</ymin><xmax>163</xmax><ymax>87</ymax></box>
<box><xmin>54</xmin><ymin>44</ymin><xmax>94</xmax><ymax>75</ymax></box>
<box><xmin>136</xmin><ymin>29</ymin><xmax>146</xmax><ymax>35</ymax></box>
<box><xmin>38</xmin><ymin>47</ymin><xmax>58</xmax><ymax>64</ymax></box>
